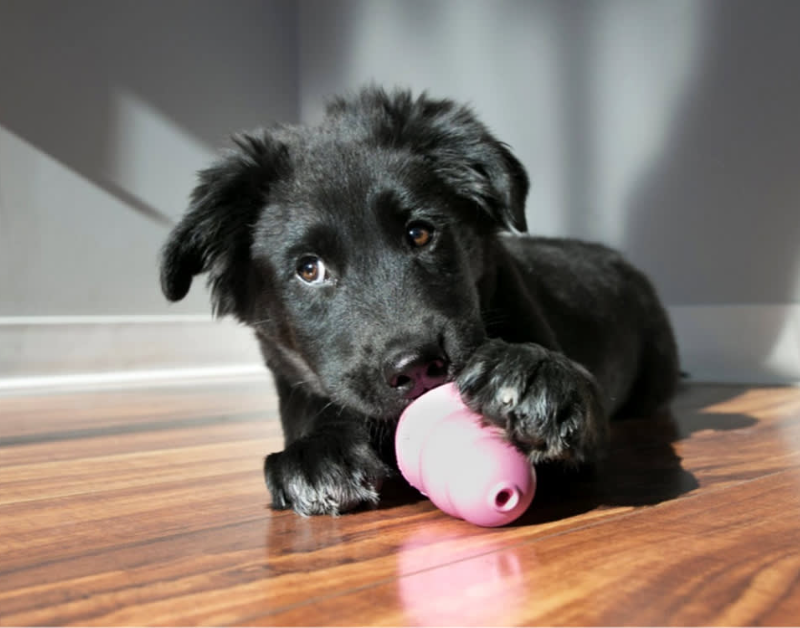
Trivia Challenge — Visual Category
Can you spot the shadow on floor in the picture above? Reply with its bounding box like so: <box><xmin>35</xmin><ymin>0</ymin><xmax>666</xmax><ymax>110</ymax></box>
<box><xmin>378</xmin><ymin>385</ymin><xmax>759</xmax><ymax>526</ymax></box>
<box><xmin>511</xmin><ymin>385</ymin><xmax>758</xmax><ymax>526</ymax></box>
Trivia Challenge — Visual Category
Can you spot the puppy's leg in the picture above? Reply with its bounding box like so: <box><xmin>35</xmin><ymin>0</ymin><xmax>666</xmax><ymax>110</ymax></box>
<box><xmin>264</xmin><ymin>380</ymin><xmax>391</xmax><ymax>516</ymax></box>
<box><xmin>457</xmin><ymin>338</ymin><xmax>608</xmax><ymax>465</ymax></box>
<box><xmin>618</xmin><ymin>303</ymin><xmax>681</xmax><ymax>418</ymax></box>
<box><xmin>264</xmin><ymin>420</ymin><xmax>390</xmax><ymax>516</ymax></box>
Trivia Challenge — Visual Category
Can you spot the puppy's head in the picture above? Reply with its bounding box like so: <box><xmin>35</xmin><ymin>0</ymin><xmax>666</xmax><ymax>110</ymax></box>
<box><xmin>160</xmin><ymin>86</ymin><xmax>529</xmax><ymax>418</ymax></box>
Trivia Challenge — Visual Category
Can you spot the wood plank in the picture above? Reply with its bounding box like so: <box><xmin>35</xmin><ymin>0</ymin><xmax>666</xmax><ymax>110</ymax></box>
<box><xmin>0</xmin><ymin>379</ymin><xmax>275</xmax><ymax>437</ymax></box>
<box><xmin>252</xmin><ymin>469</ymin><xmax>800</xmax><ymax>626</ymax></box>
<box><xmin>0</xmin><ymin>382</ymin><xmax>798</xmax><ymax>626</ymax></box>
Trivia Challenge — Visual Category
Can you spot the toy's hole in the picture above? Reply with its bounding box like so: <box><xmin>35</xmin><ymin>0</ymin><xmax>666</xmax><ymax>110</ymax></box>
<box><xmin>494</xmin><ymin>488</ymin><xmax>518</xmax><ymax>511</ymax></box>
<box><xmin>496</xmin><ymin>489</ymin><xmax>511</xmax><ymax>506</ymax></box>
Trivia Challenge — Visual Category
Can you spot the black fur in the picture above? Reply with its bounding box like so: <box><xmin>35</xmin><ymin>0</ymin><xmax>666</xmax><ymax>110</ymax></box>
<box><xmin>160</xmin><ymin>86</ymin><xmax>680</xmax><ymax>516</ymax></box>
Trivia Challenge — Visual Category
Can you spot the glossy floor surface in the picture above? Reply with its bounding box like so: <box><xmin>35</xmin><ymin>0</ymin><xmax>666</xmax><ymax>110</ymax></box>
<box><xmin>1</xmin><ymin>378</ymin><xmax>799</xmax><ymax>626</ymax></box>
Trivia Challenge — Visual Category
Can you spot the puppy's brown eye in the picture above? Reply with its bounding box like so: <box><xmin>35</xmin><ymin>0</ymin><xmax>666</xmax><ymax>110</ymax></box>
<box><xmin>297</xmin><ymin>256</ymin><xmax>327</xmax><ymax>284</ymax></box>
<box><xmin>407</xmin><ymin>223</ymin><xmax>434</xmax><ymax>248</ymax></box>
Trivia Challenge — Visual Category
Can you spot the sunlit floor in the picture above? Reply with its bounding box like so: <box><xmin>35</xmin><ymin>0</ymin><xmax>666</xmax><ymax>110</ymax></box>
<box><xmin>1</xmin><ymin>378</ymin><xmax>799</xmax><ymax>626</ymax></box>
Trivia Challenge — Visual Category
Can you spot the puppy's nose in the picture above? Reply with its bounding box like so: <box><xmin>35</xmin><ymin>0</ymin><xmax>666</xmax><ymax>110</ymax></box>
<box><xmin>384</xmin><ymin>347</ymin><xmax>449</xmax><ymax>400</ymax></box>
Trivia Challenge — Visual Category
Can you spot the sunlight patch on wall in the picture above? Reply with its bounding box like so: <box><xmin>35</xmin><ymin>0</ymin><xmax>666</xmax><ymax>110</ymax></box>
<box><xmin>109</xmin><ymin>88</ymin><xmax>216</xmax><ymax>223</ymax></box>
<box><xmin>0</xmin><ymin>124</ymin><xmax>212</xmax><ymax>315</ymax></box>
<box><xmin>589</xmin><ymin>0</ymin><xmax>706</xmax><ymax>245</ymax></box>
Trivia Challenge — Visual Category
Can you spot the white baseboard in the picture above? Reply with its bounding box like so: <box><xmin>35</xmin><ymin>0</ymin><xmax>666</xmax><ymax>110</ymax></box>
<box><xmin>0</xmin><ymin>365</ymin><xmax>269</xmax><ymax>395</ymax></box>
<box><xmin>667</xmin><ymin>304</ymin><xmax>800</xmax><ymax>385</ymax></box>
<box><xmin>0</xmin><ymin>306</ymin><xmax>797</xmax><ymax>393</ymax></box>
<box><xmin>0</xmin><ymin>315</ymin><xmax>265</xmax><ymax>390</ymax></box>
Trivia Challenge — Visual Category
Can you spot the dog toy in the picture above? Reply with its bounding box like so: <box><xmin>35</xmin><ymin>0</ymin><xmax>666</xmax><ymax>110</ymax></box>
<box><xmin>395</xmin><ymin>382</ymin><xmax>536</xmax><ymax>527</ymax></box>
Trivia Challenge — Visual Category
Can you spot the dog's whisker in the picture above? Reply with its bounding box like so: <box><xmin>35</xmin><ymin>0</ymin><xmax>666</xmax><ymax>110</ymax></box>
<box><xmin>312</xmin><ymin>401</ymin><xmax>337</xmax><ymax>422</ymax></box>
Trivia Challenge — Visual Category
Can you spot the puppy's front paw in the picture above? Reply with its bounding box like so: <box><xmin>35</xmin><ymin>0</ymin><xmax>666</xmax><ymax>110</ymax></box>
<box><xmin>456</xmin><ymin>339</ymin><xmax>606</xmax><ymax>465</ymax></box>
<box><xmin>264</xmin><ymin>436</ymin><xmax>389</xmax><ymax>516</ymax></box>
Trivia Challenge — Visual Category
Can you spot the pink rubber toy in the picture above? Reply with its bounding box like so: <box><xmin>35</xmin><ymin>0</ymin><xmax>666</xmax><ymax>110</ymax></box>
<box><xmin>395</xmin><ymin>383</ymin><xmax>536</xmax><ymax>527</ymax></box>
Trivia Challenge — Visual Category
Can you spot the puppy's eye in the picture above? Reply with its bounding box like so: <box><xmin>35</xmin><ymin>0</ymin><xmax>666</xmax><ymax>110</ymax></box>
<box><xmin>407</xmin><ymin>222</ymin><xmax>434</xmax><ymax>248</ymax></box>
<box><xmin>296</xmin><ymin>256</ymin><xmax>328</xmax><ymax>285</ymax></box>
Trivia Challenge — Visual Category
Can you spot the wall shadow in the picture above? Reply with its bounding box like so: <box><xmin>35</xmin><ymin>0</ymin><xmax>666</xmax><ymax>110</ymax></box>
<box><xmin>0</xmin><ymin>0</ymin><xmax>300</xmax><ymax>315</ymax></box>
<box><xmin>621</xmin><ymin>0</ymin><xmax>800</xmax><ymax>372</ymax></box>
<box><xmin>0</xmin><ymin>0</ymin><xmax>298</xmax><ymax>227</ymax></box>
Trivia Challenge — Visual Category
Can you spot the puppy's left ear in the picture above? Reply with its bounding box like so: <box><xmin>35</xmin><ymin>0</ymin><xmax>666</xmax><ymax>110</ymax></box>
<box><xmin>437</xmin><ymin>133</ymin><xmax>530</xmax><ymax>234</ymax></box>
<box><xmin>327</xmin><ymin>87</ymin><xmax>530</xmax><ymax>233</ymax></box>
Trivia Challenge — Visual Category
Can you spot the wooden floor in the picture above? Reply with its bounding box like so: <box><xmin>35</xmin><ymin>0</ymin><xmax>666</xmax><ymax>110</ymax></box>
<box><xmin>1</xmin><ymin>378</ymin><xmax>799</xmax><ymax>626</ymax></box>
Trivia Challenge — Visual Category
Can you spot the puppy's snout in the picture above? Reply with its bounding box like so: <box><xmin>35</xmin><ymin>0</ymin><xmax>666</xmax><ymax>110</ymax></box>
<box><xmin>384</xmin><ymin>346</ymin><xmax>449</xmax><ymax>400</ymax></box>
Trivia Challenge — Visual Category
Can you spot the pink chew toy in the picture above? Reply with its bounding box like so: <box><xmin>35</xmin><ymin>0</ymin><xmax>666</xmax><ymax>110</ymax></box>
<box><xmin>395</xmin><ymin>382</ymin><xmax>536</xmax><ymax>527</ymax></box>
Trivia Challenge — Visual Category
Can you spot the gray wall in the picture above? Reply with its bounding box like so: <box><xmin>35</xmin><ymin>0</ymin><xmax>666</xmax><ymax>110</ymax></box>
<box><xmin>298</xmin><ymin>0</ymin><xmax>800</xmax><ymax>307</ymax></box>
<box><xmin>0</xmin><ymin>0</ymin><xmax>298</xmax><ymax>316</ymax></box>
<box><xmin>298</xmin><ymin>0</ymin><xmax>800</xmax><ymax>383</ymax></box>
<box><xmin>2</xmin><ymin>0</ymin><xmax>798</xmax><ymax>382</ymax></box>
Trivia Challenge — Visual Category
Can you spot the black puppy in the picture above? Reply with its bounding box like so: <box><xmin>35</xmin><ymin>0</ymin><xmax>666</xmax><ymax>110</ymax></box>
<box><xmin>159</xmin><ymin>86</ymin><xmax>680</xmax><ymax>516</ymax></box>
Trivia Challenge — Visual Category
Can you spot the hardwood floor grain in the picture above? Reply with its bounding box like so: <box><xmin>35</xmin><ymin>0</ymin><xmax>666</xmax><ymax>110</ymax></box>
<box><xmin>1</xmin><ymin>380</ymin><xmax>798</xmax><ymax>626</ymax></box>
<box><xmin>258</xmin><ymin>469</ymin><xmax>800</xmax><ymax>626</ymax></box>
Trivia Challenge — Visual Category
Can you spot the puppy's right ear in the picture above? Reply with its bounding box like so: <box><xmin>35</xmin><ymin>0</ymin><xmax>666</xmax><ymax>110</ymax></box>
<box><xmin>159</xmin><ymin>131</ymin><xmax>290</xmax><ymax>315</ymax></box>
